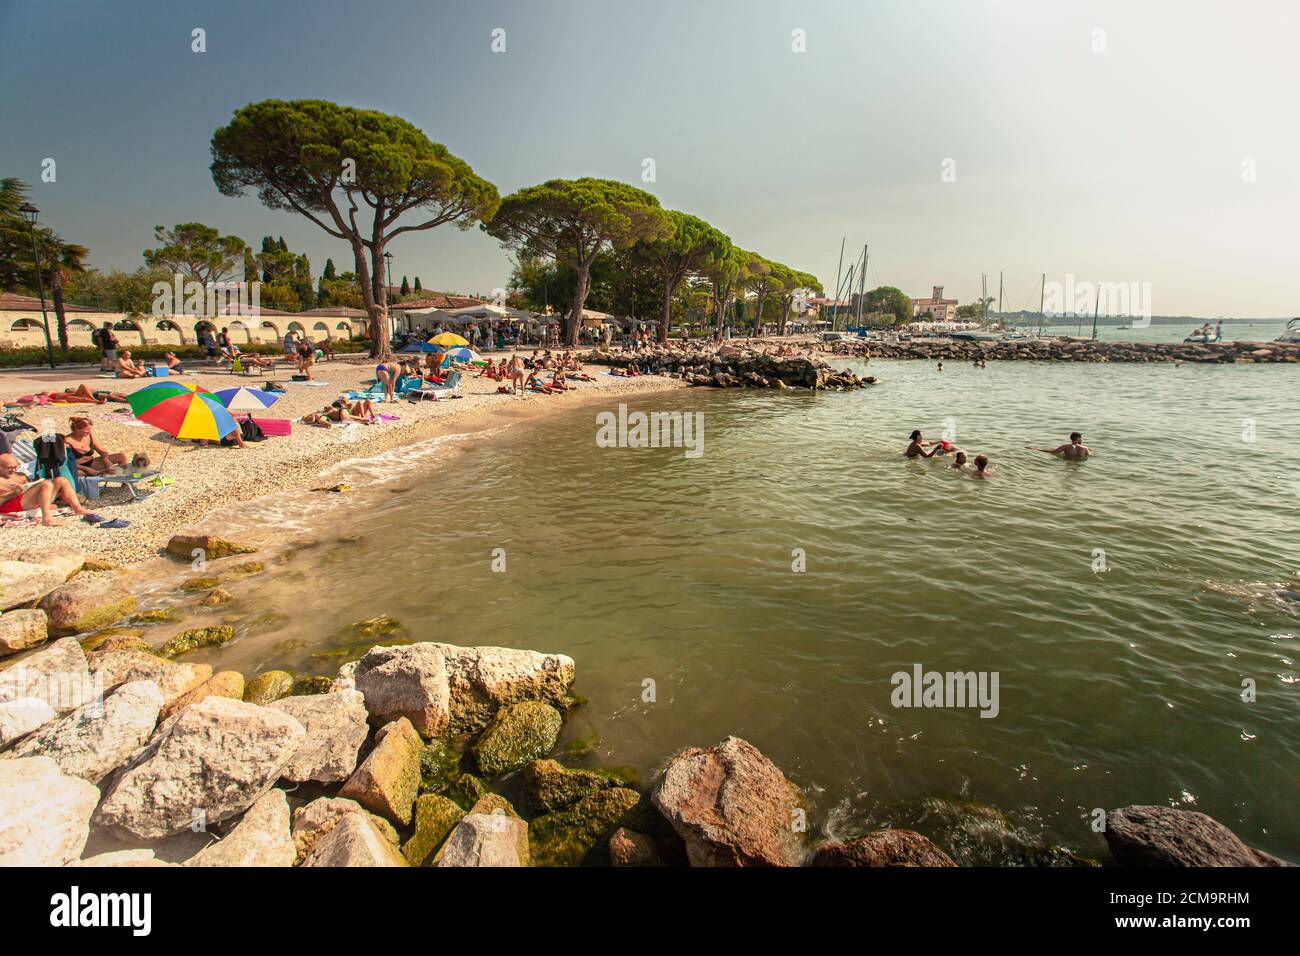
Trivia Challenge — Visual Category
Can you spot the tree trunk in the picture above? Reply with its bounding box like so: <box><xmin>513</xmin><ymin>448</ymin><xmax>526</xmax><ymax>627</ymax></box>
<box><xmin>566</xmin><ymin>266</ymin><xmax>590</xmax><ymax>347</ymax></box>
<box><xmin>659</xmin><ymin>280</ymin><xmax>674</xmax><ymax>344</ymax></box>
<box><xmin>51</xmin><ymin>267</ymin><xmax>68</xmax><ymax>352</ymax></box>
<box><xmin>346</xmin><ymin>235</ymin><xmax>388</xmax><ymax>361</ymax></box>
<box><xmin>778</xmin><ymin>299</ymin><xmax>791</xmax><ymax>337</ymax></box>
<box><xmin>749</xmin><ymin>292</ymin><xmax>768</xmax><ymax>338</ymax></box>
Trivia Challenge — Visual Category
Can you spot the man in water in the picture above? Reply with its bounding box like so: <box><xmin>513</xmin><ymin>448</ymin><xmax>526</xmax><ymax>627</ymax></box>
<box><xmin>1035</xmin><ymin>432</ymin><xmax>1091</xmax><ymax>460</ymax></box>
<box><xmin>973</xmin><ymin>454</ymin><xmax>992</xmax><ymax>477</ymax></box>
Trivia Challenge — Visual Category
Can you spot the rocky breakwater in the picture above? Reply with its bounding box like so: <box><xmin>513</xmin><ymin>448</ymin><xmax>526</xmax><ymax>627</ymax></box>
<box><xmin>862</xmin><ymin>336</ymin><xmax>1300</xmax><ymax>364</ymax></box>
<box><xmin>583</xmin><ymin>345</ymin><xmax>875</xmax><ymax>390</ymax></box>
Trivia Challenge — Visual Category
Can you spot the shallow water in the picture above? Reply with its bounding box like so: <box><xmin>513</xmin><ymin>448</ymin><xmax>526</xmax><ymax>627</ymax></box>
<box><xmin>166</xmin><ymin>358</ymin><xmax>1300</xmax><ymax>863</ymax></box>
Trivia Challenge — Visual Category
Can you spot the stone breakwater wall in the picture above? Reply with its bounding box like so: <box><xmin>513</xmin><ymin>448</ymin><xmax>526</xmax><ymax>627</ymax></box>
<box><xmin>582</xmin><ymin>346</ymin><xmax>875</xmax><ymax>390</ymax></box>
<box><xmin>851</xmin><ymin>337</ymin><xmax>1300</xmax><ymax>364</ymax></box>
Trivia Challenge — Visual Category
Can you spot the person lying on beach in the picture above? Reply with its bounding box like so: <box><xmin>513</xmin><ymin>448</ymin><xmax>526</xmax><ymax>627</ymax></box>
<box><xmin>64</xmin><ymin>417</ymin><xmax>130</xmax><ymax>476</ymax></box>
<box><xmin>1034</xmin><ymin>432</ymin><xmax>1091</xmax><ymax>460</ymax></box>
<box><xmin>303</xmin><ymin>400</ymin><xmax>376</xmax><ymax>426</ymax></box>
<box><xmin>19</xmin><ymin>385</ymin><xmax>129</xmax><ymax>405</ymax></box>
<box><xmin>224</xmin><ymin>346</ymin><xmax>279</xmax><ymax>369</ymax></box>
<box><xmin>0</xmin><ymin>453</ymin><xmax>94</xmax><ymax>527</ymax></box>
<box><xmin>525</xmin><ymin>370</ymin><xmax>556</xmax><ymax>394</ymax></box>
<box><xmin>115</xmin><ymin>351</ymin><xmax>147</xmax><ymax>379</ymax></box>
<box><xmin>609</xmin><ymin>365</ymin><xmax>641</xmax><ymax>377</ymax></box>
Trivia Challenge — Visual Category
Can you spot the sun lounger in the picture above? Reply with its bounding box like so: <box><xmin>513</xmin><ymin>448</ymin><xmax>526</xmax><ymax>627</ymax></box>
<box><xmin>408</xmin><ymin>371</ymin><xmax>461</xmax><ymax>401</ymax></box>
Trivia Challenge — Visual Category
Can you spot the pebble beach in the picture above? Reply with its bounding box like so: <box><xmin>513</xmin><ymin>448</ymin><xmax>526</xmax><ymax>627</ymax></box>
<box><xmin>0</xmin><ymin>357</ymin><xmax>685</xmax><ymax>564</ymax></box>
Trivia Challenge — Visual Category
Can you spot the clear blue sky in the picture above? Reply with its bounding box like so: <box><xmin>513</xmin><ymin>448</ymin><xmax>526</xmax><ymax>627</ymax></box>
<box><xmin>2</xmin><ymin>0</ymin><xmax>1296</xmax><ymax>316</ymax></box>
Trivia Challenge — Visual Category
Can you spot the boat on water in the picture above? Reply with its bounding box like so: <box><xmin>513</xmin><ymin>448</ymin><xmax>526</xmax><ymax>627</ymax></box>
<box><xmin>951</xmin><ymin>329</ymin><xmax>1004</xmax><ymax>342</ymax></box>
<box><xmin>1274</xmin><ymin>318</ymin><xmax>1300</xmax><ymax>344</ymax></box>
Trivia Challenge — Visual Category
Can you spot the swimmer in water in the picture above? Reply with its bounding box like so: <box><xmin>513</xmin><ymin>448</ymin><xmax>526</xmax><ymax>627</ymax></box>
<box><xmin>1034</xmin><ymin>431</ymin><xmax>1091</xmax><ymax>461</ymax></box>
<box><xmin>905</xmin><ymin>430</ymin><xmax>955</xmax><ymax>459</ymax></box>
<box><xmin>952</xmin><ymin>451</ymin><xmax>969</xmax><ymax>470</ymax></box>
<box><xmin>973</xmin><ymin>453</ymin><xmax>992</xmax><ymax>477</ymax></box>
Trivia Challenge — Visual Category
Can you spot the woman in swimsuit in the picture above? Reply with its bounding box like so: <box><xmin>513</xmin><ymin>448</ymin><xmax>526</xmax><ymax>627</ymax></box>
<box><xmin>64</xmin><ymin>417</ymin><xmax>130</xmax><ymax>475</ymax></box>
<box><xmin>509</xmin><ymin>355</ymin><xmax>526</xmax><ymax>395</ymax></box>
<box><xmin>905</xmin><ymin>430</ymin><xmax>945</xmax><ymax>459</ymax></box>
<box><xmin>375</xmin><ymin>362</ymin><xmax>398</xmax><ymax>402</ymax></box>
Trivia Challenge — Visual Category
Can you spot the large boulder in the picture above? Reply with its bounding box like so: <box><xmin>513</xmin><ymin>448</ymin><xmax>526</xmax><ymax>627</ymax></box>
<box><xmin>269</xmin><ymin>689</ymin><xmax>369</xmax><ymax>784</ymax></box>
<box><xmin>161</xmin><ymin>670</ymin><xmax>245</xmax><ymax>720</ymax></box>
<box><xmin>89</xmin><ymin>648</ymin><xmax>211</xmax><ymax>707</ymax></box>
<box><xmin>0</xmin><ymin>755</ymin><xmax>99</xmax><ymax>865</ymax></box>
<box><xmin>1104</xmin><ymin>806</ymin><xmax>1291</xmax><ymax>867</ymax></box>
<box><xmin>0</xmin><ymin>697</ymin><xmax>56</xmax><ymax>748</ymax></box>
<box><xmin>522</xmin><ymin>758</ymin><xmax>634</xmax><ymax>816</ymax></box>
<box><xmin>39</xmin><ymin>572</ymin><xmax>137</xmax><ymax>637</ymax></box>
<box><xmin>165</xmin><ymin>533</ymin><xmax>256</xmax><ymax>562</ymax></box>
<box><xmin>185</xmin><ymin>789</ymin><xmax>294</xmax><ymax>867</ymax></box>
<box><xmin>609</xmin><ymin>827</ymin><xmax>662</xmax><ymax>867</ymax></box>
<box><xmin>0</xmin><ymin>637</ymin><xmax>96</xmax><ymax>715</ymax></box>
<box><xmin>291</xmin><ymin>797</ymin><xmax>400</xmax><ymax>864</ymax></box>
<box><xmin>435</xmin><ymin>812</ymin><xmax>530</xmax><ymax>867</ymax></box>
<box><xmin>2</xmin><ymin>679</ymin><xmax>164</xmax><ymax>783</ymax></box>
<box><xmin>8</xmin><ymin>546</ymin><xmax>85</xmax><ymax>582</ymax></box>
<box><xmin>0</xmin><ymin>559</ymin><xmax>67</xmax><ymax>610</ymax></box>
<box><xmin>529</xmin><ymin>786</ymin><xmax>641</xmax><ymax>867</ymax></box>
<box><xmin>471</xmin><ymin>701</ymin><xmax>562</xmax><ymax>777</ymax></box>
<box><xmin>337</xmin><ymin>717</ymin><xmax>423</xmax><ymax>826</ymax></box>
<box><xmin>402</xmin><ymin>794</ymin><xmax>465</xmax><ymax>866</ymax></box>
<box><xmin>301</xmin><ymin>811</ymin><xmax>408</xmax><ymax>867</ymax></box>
<box><xmin>243</xmin><ymin>670</ymin><xmax>294</xmax><ymax>706</ymax></box>
<box><xmin>348</xmin><ymin>643</ymin><xmax>451</xmax><ymax>739</ymax></box>
<box><xmin>94</xmin><ymin>695</ymin><xmax>305</xmax><ymax>841</ymax></box>
<box><xmin>809</xmin><ymin>830</ymin><xmax>957</xmax><ymax>867</ymax></box>
<box><xmin>651</xmin><ymin>736</ymin><xmax>806</xmax><ymax>867</ymax></box>
<box><xmin>0</xmin><ymin>608</ymin><xmax>48</xmax><ymax>657</ymax></box>
<box><xmin>427</xmin><ymin>642</ymin><xmax>576</xmax><ymax>734</ymax></box>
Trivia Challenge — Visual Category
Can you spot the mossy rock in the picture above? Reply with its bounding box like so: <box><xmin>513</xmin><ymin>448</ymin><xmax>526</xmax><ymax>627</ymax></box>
<box><xmin>559</xmin><ymin>690</ymin><xmax>588</xmax><ymax>711</ymax></box>
<box><xmin>179</xmin><ymin>577</ymin><xmax>222</xmax><ymax>593</ymax></box>
<box><xmin>80</xmin><ymin>558</ymin><xmax>120</xmax><ymax>573</ymax></box>
<box><xmin>79</xmin><ymin>628</ymin><xmax>149</xmax><ymax>655</ymax></box>
<box><xmin>290</xmin><ymin>675</ymin><xmax>334</xmax><ymax>696</ymax></box>
<box><xmin>445</xmin><ymin>773</ymin><xmax>489</xmax><ymax>811</ymax></box>
<box><xmin>243</xmin><ymin>669</ymin><xmax>294</xmax><ymax>705</ymax></box>
<box><xmin>132</xmin><ymin>608</ymin><xmax>179</xmax><ymax>625</ymax></box>
<box><xmin>528</xmin><ymin>787</ymin><xmax>641</xmax><ymax>867</ymax></box>
<box><xmin>419</xmin><ymin>742</ymin><xmax>463</xmax><ymax>794</ymax></box>
<box><xmin>224</xmin><ymin>560</ymin><xmax>265</xmax><ymax>577</ymax></box>
<box><xmin>351</xmin><ymin>616</ymin><xmax>402</xmax><ymax>641</ymax></box>
<box><xmin>160</xmin><ymin>625</ymin><xmax>235</xmax><ymax>659</ymax></box>
<box><xmin>199</xmin><ymin>588</ymin><xmax>234</xmax><ymax>607</ymax></box>
<box><xmin>468</xmin><ymin>793</ymin><xmax>522</xmax><ymax>820</ymax></box>
<box><xmin>401</xmin><ymin>794</ymin><xmax>465</xmax><ymax>866</ymax></box>
<box><xmin>471</xmin><ymin>701</ymin><xmax>563</xmax><ymax>777</ymax></box>
<box><xmin>522</xmin><ymin>759</ymin><xmax>638</xmax><ymax>816</ymax></box>
<box><xmin>556</xmin><ymin>732</ymin><xmax>599</xmax><ymax>762</ymax></box>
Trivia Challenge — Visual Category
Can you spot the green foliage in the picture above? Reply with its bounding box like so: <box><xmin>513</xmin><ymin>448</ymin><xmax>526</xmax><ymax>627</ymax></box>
<box><xmin>0</xmin><ymin>178</ymin><xmax>89</xmax><ymax>297</ymax></box>
<box><xmin>211</xmin><ymin>98</ymin><xmax>500</xmax><ymax>356</ymax></box>
<box><xmin>633</xmin><ymin>210</ymin><xmax>730</xmax><ymax>340</ymax></box>
<box><xmin>0</xmin><ymin>338</ymin><xmax>369</xmax><ymax>368</ymax></box>
<box><xmin>64</xmin><ymin>266</ymin><xmax>173</xmax><ymax>316</ymax></box>
<box><xmin>864</xmin><ymin>285</ymin><xmax>913</xmax><ymax>325</ymax></box>
<box><xmin>143</xmin><ymin>223</ymin><xmax>246</xmax><ymax>286</ymax></box>
<box><xmin>485</xmin><ymin>177</ymin><xmax>672</xmax><ymax>344</ymax></box>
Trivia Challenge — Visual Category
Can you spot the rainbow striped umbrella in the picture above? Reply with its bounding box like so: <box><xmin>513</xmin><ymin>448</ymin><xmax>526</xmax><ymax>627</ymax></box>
<box><xmin>211</xmin><ymin>386</ymin><xmax>281</xmax><ymax>413</ymax></box>
<box><xmin>128</xmin><ymin>382</ymin><xmax>238</xmax><ymax>441</ymax></box>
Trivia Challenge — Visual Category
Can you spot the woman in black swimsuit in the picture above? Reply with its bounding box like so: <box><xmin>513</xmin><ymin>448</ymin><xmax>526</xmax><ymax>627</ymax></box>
<box><xmin>63</xmin><ymin>417</ymin><xmax>129</xmax><ymax>475</ymax></box>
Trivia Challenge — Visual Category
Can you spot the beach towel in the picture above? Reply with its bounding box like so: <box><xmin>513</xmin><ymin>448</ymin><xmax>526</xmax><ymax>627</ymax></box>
<box><xmin>250</xmin><ymin>417</ymin><xmax>292</xmax><ymax>437</ymax></box>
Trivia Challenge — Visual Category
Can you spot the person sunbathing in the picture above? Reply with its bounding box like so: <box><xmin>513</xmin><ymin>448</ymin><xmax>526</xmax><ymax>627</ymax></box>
<box><xmin>163</xmin><ymin>352</ymin><xmax>186</xmax><ymax>374</ymax></box>
<box><xmin>525</xmin><ymin>370</ymin><xmax>555</xmax><ymax>394</ymax></box>
<box><xmin>64</xmin><ymin>417</ymin><xmax>130</xmax><ymax>476</ymax></box>
<box><xmin>0</xmin><ymin>453</ymin><xmax>94</xmax><ymax>527</ymax></box>
<box><xmin>115</xmin><ymin>351</ymin><xmax>147</xmax><ymax>379</ymax></box>
<box><xmin>303</xmin><ymin>400</ymin><xmax>375</xmax><ymax>426</ymax></box>
<box><xmin>20</xmin><ymin>385</ymin><xmax>128</xmax><ymax>405</ymax></box>
<box><xmin>550</xmin><ymin>369</ymin><xmax>571</xmax><ymax>391</ymax></box>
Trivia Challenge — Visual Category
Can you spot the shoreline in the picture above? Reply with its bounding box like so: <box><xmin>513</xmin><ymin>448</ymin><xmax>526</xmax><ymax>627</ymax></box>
<box><xmin>0</xmin><ymin>359</ymin><xmax>685</xmax><ymax>565</ymax></box>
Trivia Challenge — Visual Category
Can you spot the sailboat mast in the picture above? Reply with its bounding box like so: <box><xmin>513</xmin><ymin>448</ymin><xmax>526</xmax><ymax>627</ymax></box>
<box><xmin>1038</xmin><ymin>272</ymin><xmax>1045</xmax><ymax>335</ymax></box>
<box><xmin>833</xmin><ymin>237</ymin><xmax>845</xmax><ymax>332</ymax></box>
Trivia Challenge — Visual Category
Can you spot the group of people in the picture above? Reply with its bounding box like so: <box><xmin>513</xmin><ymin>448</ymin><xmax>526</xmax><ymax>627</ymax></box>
<box><xmin>904</xmin><ymin>430</ymin><xmax>1093</xmax><ymax>477</ymax></box>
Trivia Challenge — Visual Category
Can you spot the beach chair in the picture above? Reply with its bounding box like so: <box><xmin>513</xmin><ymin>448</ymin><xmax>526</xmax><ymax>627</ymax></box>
<box><xmin>410</xmin><ymin>371</ymin><xmax>461</xmax><ymax>400</ymax></box>
<box><xmin>83</xmin><ymin>471</ymin><xmax>163</xmax><ymax>502</ymax></box>
<box><xmin>12</xmin><ymin>437</ymin><xmax>87</xmax><ymax>496</ymax></box>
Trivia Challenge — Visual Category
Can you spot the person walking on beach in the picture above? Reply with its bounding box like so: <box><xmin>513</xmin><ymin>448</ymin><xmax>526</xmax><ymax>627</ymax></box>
<box><xmin>94</xmin><ymin>321</ymin><xmax>118</xmax><ymax>371</ymax></box>
<box><xmin>1034</xmin><ymin>432</ymin><xmax>1091</xmax><ymax>460</ymax></box>
<box><xmin>509</xmin><ymin>354</ymin><xmax>525</xmax><ymax>395</ymax></box>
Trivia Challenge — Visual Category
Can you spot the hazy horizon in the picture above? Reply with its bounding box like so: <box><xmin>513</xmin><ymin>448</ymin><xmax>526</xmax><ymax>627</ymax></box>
<box><xmin>2</xmin><ymin>0</ymin><xmax>1297</xmax><ymax>317</ymax></box>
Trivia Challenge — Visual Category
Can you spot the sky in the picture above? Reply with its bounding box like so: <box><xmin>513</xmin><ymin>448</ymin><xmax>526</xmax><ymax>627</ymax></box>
<box><xmin>1</xmin><ymin>0</ymin><xmax>1297</xmax><ymax>317</ymax></box>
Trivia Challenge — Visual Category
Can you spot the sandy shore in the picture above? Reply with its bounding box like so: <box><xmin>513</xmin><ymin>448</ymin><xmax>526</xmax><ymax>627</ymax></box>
<box><xmin>1</xmin><ymin>357</ymin><xmax>684</xmax><ymax>564</ymax></box>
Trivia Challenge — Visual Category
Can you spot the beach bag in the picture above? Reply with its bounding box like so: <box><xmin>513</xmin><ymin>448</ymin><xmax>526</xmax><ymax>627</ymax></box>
<box><xmin>0</xmin><ymin>414</ymin><xmax>34</xmax><ymax>434</ymax></box>
<box><xmin>34</xmin><ymin>435</ymin><xmax>67</xmax><ymax>478</ymax></box>
<box><xmin>240</xmin><ymin>419</ymin><xmax>266</xmax><ymax>442</ymax></box>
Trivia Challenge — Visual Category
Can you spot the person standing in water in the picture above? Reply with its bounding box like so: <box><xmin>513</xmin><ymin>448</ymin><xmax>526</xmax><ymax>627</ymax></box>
<box><xmin>973</xmin><ymin>454</ymin><xmax>992</xmax><ymax>477</ymax></box>
<box><xmin>906</xmin><ymin>430</ymin><xmax>955</xmax><ymax>459</ymax></box>
<box><xmin>1034</xmin><ymin>432</ymin><xmax>1091</xmax><ymax>460</ymax></box>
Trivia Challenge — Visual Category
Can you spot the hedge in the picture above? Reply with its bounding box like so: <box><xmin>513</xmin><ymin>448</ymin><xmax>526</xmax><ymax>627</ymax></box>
<box><xmin>0</xmin><ymin>339</ymin><xmax>372</xmax><ymax>369</ymax></box>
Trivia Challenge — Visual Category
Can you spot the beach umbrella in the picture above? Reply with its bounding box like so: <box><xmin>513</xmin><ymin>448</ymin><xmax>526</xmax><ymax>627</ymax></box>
<box><xmin>128</xmin><ymin>383</ymin><xmax>238</xmax><ymax>441</ymax></box>
<box><xmin>211</xmin><ymin>386</ymin><xmax>280</xmax><ymax>413</ymax></box>
<box><xmin>427</xmin><ymin>332</ymin><xmax>469</xmax><ymax>347</ymax></box>
<box><xmin>440</xmin><ymin>346</ymin><xmax>480</xmax><ymax>363</ymax></box>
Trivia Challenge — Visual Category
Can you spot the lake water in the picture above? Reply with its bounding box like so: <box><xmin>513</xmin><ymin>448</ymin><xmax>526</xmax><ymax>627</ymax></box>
<box><xmin>171</xmin><ymin>357</ymin><xmax>1300</xmax><ymax>864</ymax></box>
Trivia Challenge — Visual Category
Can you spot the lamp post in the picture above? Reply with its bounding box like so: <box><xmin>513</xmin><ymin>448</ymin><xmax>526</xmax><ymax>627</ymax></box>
<box><xmin>17</xmin><ymin>202</ymin><xmax>57</xmax><ymax>369</ymax></box>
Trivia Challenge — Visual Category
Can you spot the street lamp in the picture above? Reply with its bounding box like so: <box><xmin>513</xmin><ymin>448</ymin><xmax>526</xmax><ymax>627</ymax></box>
<box><xmin>17</xmin><ymin>202</ymin><xmax>57</xmax><ymax>370</ymax></box>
